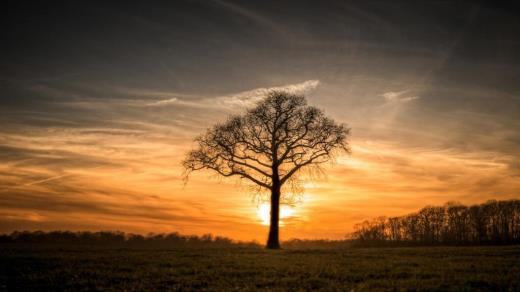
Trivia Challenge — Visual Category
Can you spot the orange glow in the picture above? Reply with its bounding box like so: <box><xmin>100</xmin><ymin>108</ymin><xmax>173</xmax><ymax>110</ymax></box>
<box><xmin>1</xmin><ymin>81</ymin><xmax>519</xmax><ymax>242</ymax></box>
<box><xmin>1</xmin><ymin>129</ymin><xmax>519</xmax><ymax>241</ymax></box>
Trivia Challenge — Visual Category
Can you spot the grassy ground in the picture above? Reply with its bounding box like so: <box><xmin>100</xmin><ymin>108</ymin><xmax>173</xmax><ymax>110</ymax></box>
<box><xmin>1</xmin><ymin>245</ymin><xmax>519</xmax><ymax>291</ymax></box>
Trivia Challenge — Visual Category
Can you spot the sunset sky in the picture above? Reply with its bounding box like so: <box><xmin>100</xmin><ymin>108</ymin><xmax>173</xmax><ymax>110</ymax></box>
<box><xmin>1</xmin><ymin>1</ymin><xmax>519</xmax><ymax>241</ymax></box>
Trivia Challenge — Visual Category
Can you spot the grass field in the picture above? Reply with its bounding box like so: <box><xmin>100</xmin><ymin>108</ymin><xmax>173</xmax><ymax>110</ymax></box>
<box><xmin>1</xmin><ymin>245</ymin><xmax>519</xmax><ymax>291</ymax></box>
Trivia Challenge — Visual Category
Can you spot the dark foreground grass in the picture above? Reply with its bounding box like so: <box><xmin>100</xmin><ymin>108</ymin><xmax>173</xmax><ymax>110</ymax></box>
<box><xmin>1</xmin><ymin>245</ymin><xmax>519</xmax><ymax>291</ymax></box>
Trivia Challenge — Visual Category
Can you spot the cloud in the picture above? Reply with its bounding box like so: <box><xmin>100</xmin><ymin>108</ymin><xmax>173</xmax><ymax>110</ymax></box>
<box><xmin>382</xmin><ymin>90</ymin><xmax>419</xmax><ymax>102</ymax></box>
<box><xmin>219</xmin><ymin>79</ymin><xmax>320</xmax><ymax>107</ymax></box>
<box><xmin>147</xmin><ymin>79</ymin><xmax>320</xmax><ymax>108</ymax></box>
<box><xmin>148</xmin><ymin>97</ymin><xmax>179</xmax><ymax>106</ymax></box>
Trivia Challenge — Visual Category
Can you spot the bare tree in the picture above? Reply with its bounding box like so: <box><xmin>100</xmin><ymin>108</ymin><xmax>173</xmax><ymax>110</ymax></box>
<box><xmin>183</xmin><ymin>91</ymin><xmax>350</xmax><ymax>249</ymax></box>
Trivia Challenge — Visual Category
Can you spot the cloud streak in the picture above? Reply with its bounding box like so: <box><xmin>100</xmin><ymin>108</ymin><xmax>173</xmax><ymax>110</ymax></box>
<box><xmin>381</xmin><ymin>90</ymin><xmax>419</xmax><ymax>102</ymax></box>
<box><xmin>146</xmin><ymin>79</ymin><xmax>320</xmax><ymax>108</ymax></box>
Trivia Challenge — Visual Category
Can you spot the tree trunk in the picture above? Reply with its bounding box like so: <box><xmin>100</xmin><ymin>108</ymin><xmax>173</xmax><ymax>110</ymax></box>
<box><xmin>266</xmin><ymin>182</ymin><xmax>281</xmax><ymax>249</ymax></box>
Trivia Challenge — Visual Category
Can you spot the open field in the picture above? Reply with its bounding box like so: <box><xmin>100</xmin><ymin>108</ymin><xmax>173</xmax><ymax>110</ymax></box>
<box><xmin>1</xmin><ymin>245</ymin><xmax>519</xmax><ymax>291</ymax></box>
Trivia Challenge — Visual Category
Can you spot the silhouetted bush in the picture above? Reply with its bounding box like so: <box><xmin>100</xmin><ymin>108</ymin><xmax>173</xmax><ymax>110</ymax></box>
<box><xmin>350</xmin><ymin>199</ymin><xmax>520</xmax><ymax>247</ymax></box>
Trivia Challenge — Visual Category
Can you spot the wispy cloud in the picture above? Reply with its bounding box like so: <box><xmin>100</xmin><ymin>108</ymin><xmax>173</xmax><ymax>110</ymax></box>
<box><xmin>146</xmin><ymin>79</ymin><xmax>320</xmax><ymax>108</ymax></box>
<box><xmin>211</xmin><ymin>0</ymin><xmax>288</xmax><ymax>37</ymax></box>
<box><xmin>382</xmin><ymin>90</ymin><xmax>419</xmax><ymax>102</ymax></box>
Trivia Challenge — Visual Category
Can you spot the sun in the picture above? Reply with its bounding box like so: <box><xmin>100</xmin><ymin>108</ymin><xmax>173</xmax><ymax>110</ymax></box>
<box><xmin>257</xmin><ymin>203</ymin><xmax>295</xmax><ymax>226</ymax></box>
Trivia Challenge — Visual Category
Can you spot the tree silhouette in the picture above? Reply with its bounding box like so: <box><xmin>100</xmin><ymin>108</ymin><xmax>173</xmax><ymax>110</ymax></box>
<box><xmin>183</xmin><ymin>91</ymin><xmax>350</xmax><ymax>249</ymax></box>
<box><xmin>351</xmin><ymin>199</ymin><xmax>520</xmax><ymax>246</ymax></box>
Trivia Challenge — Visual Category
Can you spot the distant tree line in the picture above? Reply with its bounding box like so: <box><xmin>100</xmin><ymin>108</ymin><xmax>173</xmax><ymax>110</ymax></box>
<box><xmin>0</xmin><ymin>231</ymin><xmax>260</xmax><ymax>248</ymax></box>
<box><xmin>0</xmin><ymin>230</ymin><xmax>358</xmax><ymax>249</ymax></box>
<box><xmin>350</xmin><ymin>199</ymin><xmax>520</xmax><ymax>246</ymax></box>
